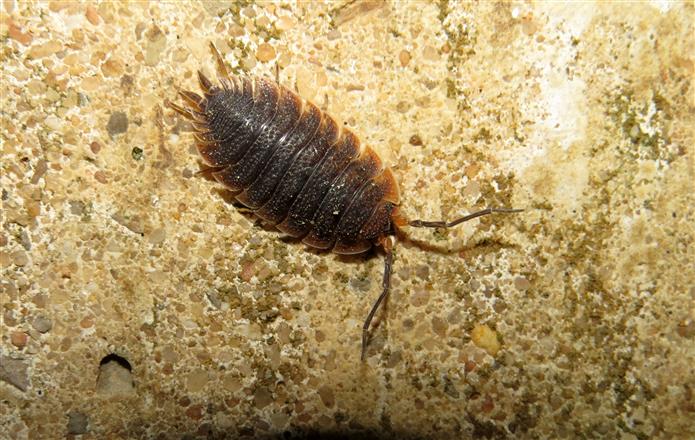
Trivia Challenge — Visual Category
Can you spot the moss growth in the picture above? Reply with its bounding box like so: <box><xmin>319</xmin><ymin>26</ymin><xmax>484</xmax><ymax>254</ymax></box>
<box><xmin>473</xmin><ymin>127</ymin><xmax>492</xmax><ymax>143</ymax></box>
<box><xmin>131</xmin><ymin>146</ymin><xmax>144</xmax><ymax>161</ymax></box>
<box><xmin>436</xmin><ymin>0</ymin><xmax>477</xmax><ymax>110</ymax></box>
<box><xmin>606</xmin><ymin>88</ymin><xmax>673</xmax><ymax>162</ymax></box>
<box><xmin>253</xmin><ymin>19</ymin><xmax>282</xmax><ymax>42</ymax></box>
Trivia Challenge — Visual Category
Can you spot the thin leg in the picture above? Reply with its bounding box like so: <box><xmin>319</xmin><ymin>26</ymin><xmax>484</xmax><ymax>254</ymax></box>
<box><xmin>198</xmin><ymin>71</ymin><xmax>214</xmax><ymax>93</ymax></box>
<box><xmin>209</xmin><ymin>42</ymin><xmax>231</xmax><ymax>82</ymax></box>
<box><xmin>409</xmin><ymin>207</ymin><xmax>523</xmax><ymax>229</ymax></box>
<box><xmin>361</xmin><ymin>238</ymin><xmax>394</xmax><ymax>361</ymax></box>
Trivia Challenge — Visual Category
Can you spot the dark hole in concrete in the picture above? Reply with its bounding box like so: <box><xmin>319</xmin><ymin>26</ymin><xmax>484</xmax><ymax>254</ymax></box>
<box><xmin>99</xmin><ymin>353</ymin><xmax>132</xmax><ymax>371</ymax></box>
<box><xmin>97</xmin><ymin>354</ymin><xmax>135</xmax><ymax>396</ymax></box>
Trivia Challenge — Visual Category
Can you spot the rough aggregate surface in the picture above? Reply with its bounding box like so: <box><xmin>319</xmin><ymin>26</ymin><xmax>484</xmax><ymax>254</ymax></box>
<box><xmin>1</xmin><ymin>1</ymin><xmax>694</xmax><ymax>439</ymax></box>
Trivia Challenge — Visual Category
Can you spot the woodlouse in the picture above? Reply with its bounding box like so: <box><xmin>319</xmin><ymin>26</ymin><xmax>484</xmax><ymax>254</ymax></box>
<box><xmin>169</xmin><ymin>43</ymin><xmax>521</xmax><ymax>360</ymax></box>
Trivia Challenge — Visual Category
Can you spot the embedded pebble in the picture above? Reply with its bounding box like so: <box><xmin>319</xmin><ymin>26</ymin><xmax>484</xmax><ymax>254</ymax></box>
<box><xmin>106</xmin><ymin>111</ymin><xmax>128</xmax><ymax>136</ymax></box>
<box><xmin>422</xmin><ymin>45</ymin><xmax>439</xmax><ymax>61</ymax></box>
<box><xmin>275</xmin><ymin>15</ymin><xmax>295</xmax><ymax>31</ymax></box>
<box><xmin>32</xmin><ymin>315</ymin><xmax>53</xmax><ymax>333</ymax></box>
<box><xmin>471</xmin><ymin>324</ymin><xmax>501</xmax><ymax>356</ymax></box>
<box><xmin>0</xmin><ymin>354</ymin><xmax>30</xmax><ymax>391</ymax></box>
<box><xmin>432</xmin><ymin>316</ymin><xmax>448</xmax><ymax>338</ymax></box>
<box><xmin>66</xmin><ymin>411</ymin><xmax>88</xmax><ymax>435</ymax></box>
<box><xmin>514</xmin><ymin>276</ymin><xmax>531</xmax><ymax>290</ymax></box>
<box><xmin>11</xmin><ymin>250</ymin><xmax>28</xmax><ymax>267</ymax></box>
<box><xmin>396</xmin><ymin>101</ymin><xmax>410</xmax><ymax>113</ymax></box>
<box><xmin>7</xmin><ymin>20</ymin><xmax>33</xmax><ymax>45</ymax></box>
<box><xmin>101</xmin><ymin>58</ymin><xmax>124</xmax><ymax>77</ymax></box>
<box><xmin>186</xmin><ymin>370</ymin><xmax>209</xmax><ymax>393</ymax></box>
<box><xmin>85</xmin><ymin>5</ymin><xmax>100</xmax><ymax>25</ymax></box>
<box><xmin>147</xmin><ymin>228</ymin><xmax>166</xmax><ymax>244</ymax></box>
<box><xmin>295</xmin><ymin>67</ymin><xmax>316</xmax><ymax>101</ymax></box>
<box><xmin>28</xmin><ymin>40</ymin><xmax>61</xmax><ymax>58</ymax></box>
<box><xmin>317</xmin><ymin>385</ymin><xmax>335</xmax><ymax>408</ymax></box>
<box><xmin>144</xmin><ymin>26</ymin><xmax>166</xmax><ymax>66</ymax></box>
<box><xmin>44</xmin><ymin>115</ymin><xmax>62</xmax><ymax>131</ymax></box>
<box><xmin>1</xmin><ymin>2</ymin><xmax>691</xmax><ymax>438</ymax></box>
<box><xmin>399</xmin><ymin>50</ymin><xmax>411</xmax><ymax>66</ymax></box>
<box><xmin>463</xmin><ymin>181</ymin><xmax>481</xmax><ymax>200</ymax></box>
<box><xmin>11</xmin><ymin>331</ymin><xmax>27</xmax><ymax>348</ymax></box>
<box><xmin>256</xmin><ymin>43</ymin><xmax>276</xmax><ymax>62</ymax></box>
<box><xmin>410</xmin><ymin>289</ymin><xmax>430</xmax><ymax>307</ymax></box>
<box><xmin>326</xmin><ymin>29</ymin><xmax>341</xmax><ymax>40</ymax></box>
<box><xmin>254</xmin><ymin>387</ymin><xmax>273</xmax><ymax>409</ymax></box>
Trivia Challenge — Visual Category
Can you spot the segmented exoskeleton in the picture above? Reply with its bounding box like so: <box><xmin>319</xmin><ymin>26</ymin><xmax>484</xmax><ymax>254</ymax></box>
<box><xmin>169</xmin><ymin>43</ymin><xmax>521</xmax><ymax>360</ymax></box>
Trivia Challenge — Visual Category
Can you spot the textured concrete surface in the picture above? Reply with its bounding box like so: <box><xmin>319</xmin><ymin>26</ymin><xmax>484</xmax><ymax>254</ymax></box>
<box><xmin>1</xmin><ymin>1</ymin><xmax>694</xmax><ymax>438</ymax></box>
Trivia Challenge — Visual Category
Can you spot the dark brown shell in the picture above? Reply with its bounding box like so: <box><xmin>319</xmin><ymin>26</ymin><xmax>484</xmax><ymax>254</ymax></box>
<box><xmin>170</xmin><ymin>71</ymin><xmax>400</xmax><ymax>255</ymax></box>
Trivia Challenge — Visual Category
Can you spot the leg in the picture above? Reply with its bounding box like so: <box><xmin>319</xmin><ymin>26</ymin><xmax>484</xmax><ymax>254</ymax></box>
<box><xmin>361</xmin><ymin>237</ymin><xmax>394</xmax><ymax>361</ymax></box>
<box><xmin>209</xmin><ymin>42</ymin><xmax>231</xmax><ymax>82</ymax></box>
<box><xmin>409</xmin><ymin>207</ymin><xmax>523</xmax><ymax>229</ymax></box>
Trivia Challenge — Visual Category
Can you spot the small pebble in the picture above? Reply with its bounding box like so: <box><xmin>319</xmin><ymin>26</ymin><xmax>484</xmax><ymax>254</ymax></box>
<box><xmin>32</xmin><ymin>315</ymin><xmax>52</xmax><ymax>333</ymax></box>
<box><xmin>463</xmin><ymin>181</ymin><xmax>481</xmax><ymax>199</ymax></box>
<box><xmin>147</xmin><ymin>228</ymin><xmax>166</xmax><ymax>245</ymax></box>
<box><xmin>101</xmin><ymin>58</ymin><xmax>124</xmax><ymax>77</ymax></box>
<box><xmin>85</xmin><ymin>5</ymin><xmax>100</xmax><ymax>25</ymax></box>
<box><xmin>254</xmin><ymin>387</ymin><xmax>273</xmax><ymax>409</ymax></box>
<box><xmin>399</xmin><ymin>49</ymin><xmax>411</xmax><ymax>67</ymax></box>
<box><xmin>29</xmin><ymin>40</ymin><xmax>61</xmax><ymax>58</ymax></box>
<box><xmin>223</xmin><ymin>375</ymin><xmax>242</xmax><ymax>393</ymax></box>
<box><xmin>229</xmin><ymin>23</ymin><xmax>244</xmax><ymax>37</ymax></box>
<box><xmin>0</xmin><ymin>354</ymin><xmax>30</xmax><ymax>391</ymax></box>
<box><xmin>66</xmin><ymin>411</ymin><xmax>88</xmax><ymax>435</ymax></box>
<box><xmin>186</xmin><ymin>370</ymin><xmax>209</xmax><ymax>393</ymax></box>
<box><xmin>69</xmin><ymin>200</ymin><xmax>85</xmax><ymax>216</ymax></box>
<box><xmin>295</xmin><ymin>67</ymin><xmax>315</xmax><ymax>101</ymax></box>
<box><xmin>185</xmin><ymin>404</ymin><xmax>204</xmax><ymax>420</ymax></box>
<box><xmin>409</xmin><ymin>134</ymin><xmax>423</xmax><ymax>146</ymax></box>
<box><xmin>410</xmin><ymin>289</ymin><xmax>429</xmax><ymax>307</ymax></box>
<box><xmin>275</xmin><ymin>15</ymin><xmax>295</xmax><ymax>31</ymax></box>
<box><xmin>422</xmin><ymin>45</ymin><xmax>439</xmax><ymax>61</ymax></box>
<box><xmin>256</xmin><ymin>43</ymin><xmax>276</xmax><ymax>62</ymax></box>
<box><xmin>11</xmin><ymin>331</ymin><xmax>28</xmax><ymax>348</ymax></box>
<box><xmin>514</xmin><ymin>276</ymin><xmax>531</xmax><ymax>290</ymax></box>
<box><xmin>7</xmin><ymin>20</ymin><xmax>33</xmax><ymax>45</ymax></box>
<box><xmin>432</xmin><ymin>316</ymin><xmax>448</xmax><ymax>338</ymax></box>
<box><xmin>11</xmin><ymin>250</ymin><xmax>28</xmax><ymax>266</ymax></box>
<box><xmin>317</xmin><ymin>385</ymin><xmax>335</xmax><ymax>408</ymax></box>
<box><xmin>31</xmin><ymin>159</ymin><xmax>47</xmax><ymax>184</ymax></box>
<box><xmin>471</xmin><ymin>324</ymin><xmax>500</xmax><ymax>356</ymax></box>
<box><xmin>94</xmin><ymin>170</ymin><xmax>108</xmax><ymax>184</ymax></box>
<box><xmin>106</xmin><ymin>111</ymin><xmax>128</xmax><ymax>137</ymax></box>
<box><xmin>44</xmin><ymin>115</ymin><xmax>62</xmax><ymax>131</ymax></box>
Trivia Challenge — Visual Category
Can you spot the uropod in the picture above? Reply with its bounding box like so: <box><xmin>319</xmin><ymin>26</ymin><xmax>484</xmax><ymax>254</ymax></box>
<box><xmin>169</xmin><ymin>43</ymin><xmax>521</xmax><ymax>360</ymax></box>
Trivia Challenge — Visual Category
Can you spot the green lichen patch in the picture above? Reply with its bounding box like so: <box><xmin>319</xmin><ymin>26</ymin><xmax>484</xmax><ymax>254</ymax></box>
<box><xmin>606</xmin><ymin>88</ymin><xmax>675</xmax><ymax>163</ymax></box>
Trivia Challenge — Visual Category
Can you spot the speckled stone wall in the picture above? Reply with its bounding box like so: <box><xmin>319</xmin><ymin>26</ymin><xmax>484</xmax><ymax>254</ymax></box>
<box><xmin>1</xmin><ymin>1</ymin><xmax>694</xmax><ymax>439</ymax></box>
